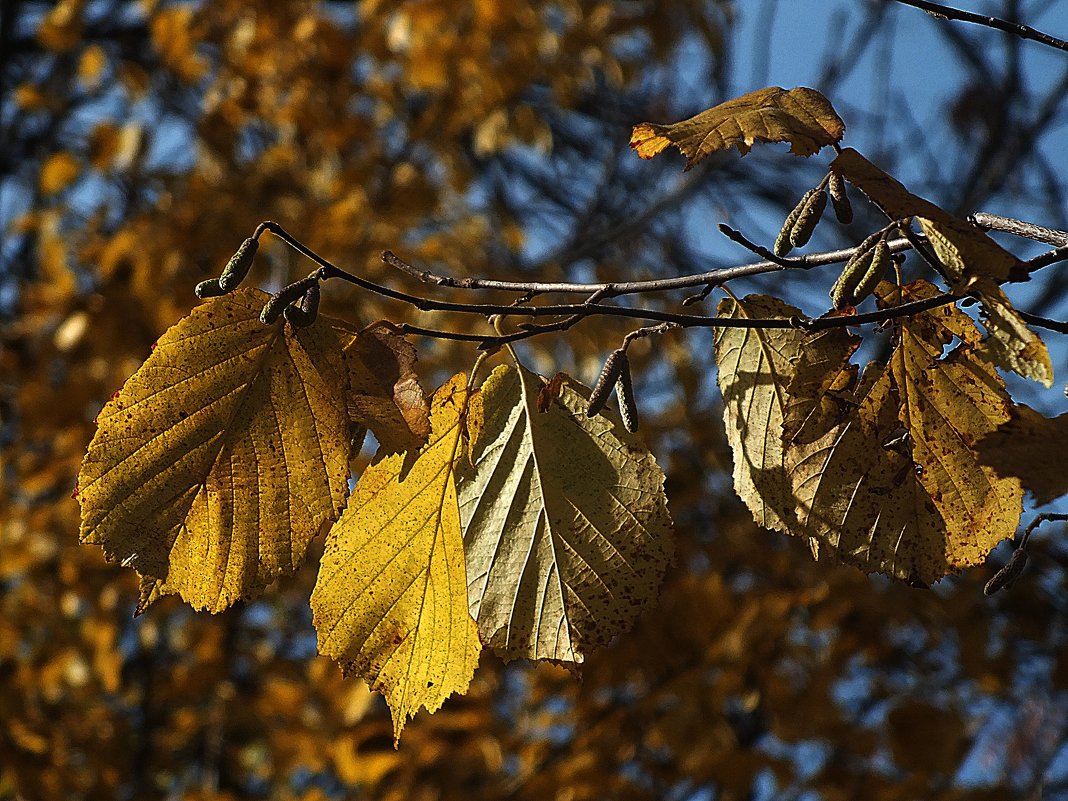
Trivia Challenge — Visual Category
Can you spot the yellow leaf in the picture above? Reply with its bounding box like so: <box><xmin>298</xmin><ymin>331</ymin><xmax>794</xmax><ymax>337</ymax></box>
<box><xmin>78</xmin><ymin>289</ymin><xmax>351</xmax><ymax>612</ymax></box>
<box><xmin>631</xmin><ymin>86</ymin><xmax>845</xmax><ymax>167</ymax></box>
<box><xmin>714</xmin><ymin>294</ymin><xmax>805</xmax><ymax>532</ymax></box>
<box><xmin>977</xmin><ymin>405</ymin><xmax>1068</xmax><ymax>505</ymax></box>
<box><xmin>887</xmin><ymin>282</ymin><xmax>1022</xmax><ymax>565</ymax></box>
<box><xmin>39</xmin><ymin>152</ymin><xmax>80</xmax><ymax>196</ymax></box>
<box><xmin>311</xmin><ymin>374</ymin><xmax>480</xmax><ymax>742</ymax></box>
<box><xmin>830</xmin><ymin>148</ymin><xmax>1020</xmax><ymax>286</ymax></box>
<box><xmin>37</xmin><ymin>0</ymin><xmax>83</xmax><ymax>52</ymax></box>
<box><xmin>785</xmin><ymin>281</ymin><xmax>1022</xmax><ymax>583</ymax></box>
<box><xmin>974</xmin><ymin>282</ymin><xmax>1053</xmax><ymax>388</ymax></box>
<box><xmin>78</xmin><ymin>43</ymin><xmax>108</xmax><ymax>89</ymax></box>
<box><xmin>456</xmin><ymin>364</ymin><xmax>673</xmax><ymax>663</ymax></box>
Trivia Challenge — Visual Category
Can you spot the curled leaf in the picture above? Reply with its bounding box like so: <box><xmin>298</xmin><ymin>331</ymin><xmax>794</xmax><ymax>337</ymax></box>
<box><xmin>337</xmin><ymin>323</ymin><xmax>430</xmax><ymax>454</ymax></box>
<box><xmin>631</xmin><ymin>86</ymin><xmax>846</xmax><ymax>168</ymax></box>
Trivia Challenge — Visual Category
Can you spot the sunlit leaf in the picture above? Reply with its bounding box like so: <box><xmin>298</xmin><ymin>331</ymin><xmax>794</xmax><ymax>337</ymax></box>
<box><xmin>975</xmin><ymin>284</ymin><xmax>1054</xmax><ymax>387</ymax></box>
<box><xmin>631</xmin><ymin>86</ymin><xmax>845</xmax><ymax>167</ymax></box>
<box><xmin>311</xmin><ymin>374</ymin><xmax>481</xmax><ymax>742</ymax></box>
<box><xmin>714</xmin><ymin>294</ymin><xmax>805</xmax><ymax>532</ymax></box>
<box><xmin>457</xmin><ymin>363</ymin><xmax>673</xmax><ymax>663</ymax></box>
<box><xmin>77</xmin><ymin>289</ymin><xmax>351</xmax><ymax>612</ymax></box>
<box><xmin>977</xmin><ymin>404</ymin><xmax>1068</xmax><ymax>505</ymax></box>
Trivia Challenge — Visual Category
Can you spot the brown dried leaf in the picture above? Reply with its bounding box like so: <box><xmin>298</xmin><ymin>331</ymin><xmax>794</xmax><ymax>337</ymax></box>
<box><xmin>336</xmin><ymin>323</ymin><xmax>431</xmax><ymax>454</ymax></box>
<box><xmin>785</xmin><ymin>281</ymin><xmax>1022</xmax><ymax>583</ymax></box>
<box><xmin>631</xmin><ymin>86</ymin><xmax>845</xmax><ymax>168</ymax></box>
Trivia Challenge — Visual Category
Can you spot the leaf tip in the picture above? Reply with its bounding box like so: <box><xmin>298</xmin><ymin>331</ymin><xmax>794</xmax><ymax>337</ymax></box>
<box><xmin>629</xmin><ymin>123</ymin><xmax>670</xmax><ymax>159</ymax></box>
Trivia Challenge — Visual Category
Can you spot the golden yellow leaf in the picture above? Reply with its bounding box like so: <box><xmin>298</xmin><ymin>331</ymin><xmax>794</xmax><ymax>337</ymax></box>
<box><xmin>830</xmin><ymin>148</ymin><xmax>1019</xmax><ymax>285</ymax></box>
<box><xmin>887</xmin><ymin>282</ymin><xmax>1022</xmax><ymax>565</ymax></box>
<box><xmin>456</xmin><ymin>364</ymin><xmax>673</xmax><ymax>663</ymax></box>
<box><xmin>977</xmin><ymin>404</ymin><xmax>1068</xmax><ymax>505</ymax></box>
<box><xmin>37</xmin><ymin>0</ymin><xmax>83</xmax><ymax>52</ymax></box>
<box><xmin>311</xmin><ymin>374</ymin><xmax>481</xmax><ymax>742</ymax></box>
<box><xmin>785</xmin><ymin>281</ymin><xmax>1022</xmax><ymax>582</ymax></box>
<box><xmin>78</xmin><ymin>44</ymin><xmax>107</xmax><ymax>89</ymax></box>
<box><xmin>39</xmin><ymin>152</ymin><xmax>80</xmax><ymax>196</ymax></box>
<box><xmin>631</xmin><ymin>86</ymin><xmax>845</xmax><ymax>167</ymax></box>
<box><xmin>714</xmin><ymin>294</ymin><xmax>805</xmax><ymax>532</ymax></box>
<box><xmin>78</xmin><ymin>289</ymin><xmax>351</xmax><ymax>612</ymax></box>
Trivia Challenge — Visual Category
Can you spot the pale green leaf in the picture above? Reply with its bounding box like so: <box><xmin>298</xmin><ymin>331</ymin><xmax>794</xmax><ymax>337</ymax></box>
<box><xmin>456</xmin><ymin>363</ymin><xmax>672</xmax><ymax>663</ymax></box>
<box><xmin>714</xmin><ymin>294</ymin><xmax>805</xmax><ymax>532</ymax></box>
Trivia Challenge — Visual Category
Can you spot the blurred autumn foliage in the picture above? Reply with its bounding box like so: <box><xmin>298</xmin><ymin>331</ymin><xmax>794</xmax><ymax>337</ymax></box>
<box><xmin>5</xmin><ymin>1</ymin><xmax>1068</xmax><ymax>799</ymax></box>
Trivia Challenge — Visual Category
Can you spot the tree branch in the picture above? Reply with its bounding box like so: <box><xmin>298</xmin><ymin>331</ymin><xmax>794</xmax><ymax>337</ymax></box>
<box><xmin>891</xmin><ymin>0</ymin><xmax>1068</xmax><ymax>52</ymax></box>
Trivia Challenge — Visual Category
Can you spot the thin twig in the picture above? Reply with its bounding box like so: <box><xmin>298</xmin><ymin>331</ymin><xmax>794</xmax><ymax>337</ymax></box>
<box><xmin>1016</xmin><ymin>309</ymin><xmax>1068</xmax><ymax>336</ymax></box>
<box><xmin>381</xmin><ymin>240</ymin><xmax>915</xmax><ymax>297</ymax></box>
<box><xmin>1020</xmin><ymin>512</ymin><xmax>1068</xmax><ymax>548</ymax></box>
<box><xmin>970</xmin><ymin>212</ymin><xmax>1068</xmax><ymax>247</ymax></box>
<box><xmin>891</xmin><ymin>0</ymin><xmax>1068</xmax><ymax>53</ymax></box>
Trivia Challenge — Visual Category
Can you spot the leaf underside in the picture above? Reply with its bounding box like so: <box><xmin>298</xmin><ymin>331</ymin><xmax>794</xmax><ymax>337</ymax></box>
<box><xmin>457</xmin><ymin>364</ymin><xmax>673</xmax><ymax>663</ymax></box>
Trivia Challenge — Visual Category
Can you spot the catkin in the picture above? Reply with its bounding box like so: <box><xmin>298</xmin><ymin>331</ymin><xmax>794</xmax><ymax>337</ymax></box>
<box><xmin>984</xmin><ymin>547</ymin><xmax>1029</xmax><ymax>596</ymax></box>
<box><xmin>195</xmin><ymin>278</ymin><xmax>227</xmax><ymax>298</ymax></box>
<box><xmin>616</xmin><ymin>360</ymin><xmax>639</xmax><ymax>433</ymax></box>
<box><xmin>218</xmin><ymin>237</ymin><xmax>259</xmax><ymax>291</ymax></box>
<box><xmin>260</xmin><ymin>276</ymin><xmax>319</xmax><ymax>325</ymax></box>
<box><xmin>284</xmin><ymin>282</ymin><xmax>321</xmax><ymax>327</ymax></box>
<box><xmin>849</xmin><ymin>238</ymin><xmax>890</xmax><ymax>305</ymax></box>
<box><xmin>587</xmin><ymin>348</ymin><xmax>628</xmax><ymax>417</ymax></box>
<box><xmin>789</xmin><ymin>188</ymin><xmax>828</xmax><ymax>249</ymax></box>
<box><xmin>828</xmin><ymin>171</ymin><xmax>853</xmax><ymax>224</ymax></box>
<box><xmin>830</xmin><ymin>230</ymin><xmax>884</xmax><ymax>309</ymax></box>
<box><xmin>774</xmin><ymin>196</ymin><xmax>808</xmax><ymax>257</ymax></box>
